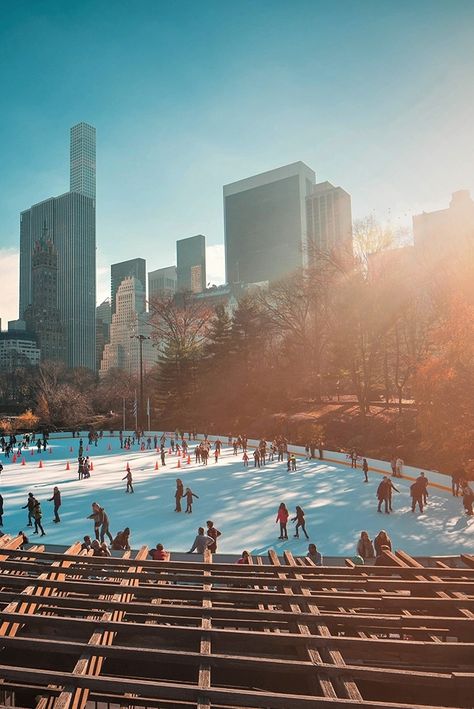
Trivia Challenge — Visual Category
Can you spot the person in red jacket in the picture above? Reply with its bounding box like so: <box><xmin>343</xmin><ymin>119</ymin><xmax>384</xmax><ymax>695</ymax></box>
<box><xmin>150</xmin><ymin>543</ymin><xmax>169</xmax><ymax>561</ymax></box>
<box><xmin>275</xmin><ymin>502</ymin><xmax>289</xmax><ymax>540</ymax></box>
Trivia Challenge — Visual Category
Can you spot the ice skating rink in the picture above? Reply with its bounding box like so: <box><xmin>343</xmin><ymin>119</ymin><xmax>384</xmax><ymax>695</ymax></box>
<box><xmin>1</xmin><ymin>435</ymin><xmax>472</xmax><ymax>556</ymax></box>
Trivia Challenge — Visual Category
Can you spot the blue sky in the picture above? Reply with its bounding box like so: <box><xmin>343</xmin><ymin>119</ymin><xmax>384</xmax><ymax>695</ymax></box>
<box><xmin>1</xmin><ymin>0</ymin><xmax>474</xmax><ymax>320</ymax></box>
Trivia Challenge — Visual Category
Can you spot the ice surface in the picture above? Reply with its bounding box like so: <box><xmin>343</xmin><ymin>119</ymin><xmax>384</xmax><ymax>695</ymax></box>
<box><xmin>1</xmin><ymin>436</ymin><xmax>472</xmax><ymax>557</ymax></box>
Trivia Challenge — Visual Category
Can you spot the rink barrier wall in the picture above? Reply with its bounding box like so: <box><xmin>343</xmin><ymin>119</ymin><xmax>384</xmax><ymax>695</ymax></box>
<box><xmin>42</xmin><ymin>429</ymin><xmax>453</xmax><ymax>495</ymax></box>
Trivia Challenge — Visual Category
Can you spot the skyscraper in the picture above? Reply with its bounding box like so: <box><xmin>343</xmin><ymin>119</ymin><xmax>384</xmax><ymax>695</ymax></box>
<box><xmin>111</xmin><ymin>258</ymin><xmax>146</xmax><ymax>314</ymax></box>
<box><xmin>19</xmin><ymin>123</ymin><xmax>96</xmax><ymax>370</ymax></box>
<box><xmin>70</xmin><ymin>122</ymin><xmax>96</xmax><ymax>199</ymax></box>
<box><xmin>96</xmin><ymin>298</ymin><xmax>112</xmax><ymax>371</ymax></box>
<box><xmin>24</xmin><ymin>224</ymin><xmax>65</xmax><ymax>362</ymax></box>
<box><xmin>305</xmin><ymin>181</ymin><xmax>353</xmax><ymax>259</ymax></box>
<box><xmin>176</xmin><ymin>235</ymin><xmax>206</xmax><ymax>293</ymax></box>
<box><xmin>148</xmin><ymin>266</ymin><xmax>177</xmax><ymax>300</ymax></box>
<box><xmin>224</xmin><ymin>162</ymin><xmax>315</xmax><ymax>284</ymax></box>
<box><xmin>100</xmin><ymin>277</ymin><xmax>155</xmax><ymax>376</ymax></box>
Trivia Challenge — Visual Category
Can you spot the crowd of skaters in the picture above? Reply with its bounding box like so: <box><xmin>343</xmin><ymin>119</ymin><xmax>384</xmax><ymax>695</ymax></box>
<box><xmin>1</xmin><ymin>429</ymin><xmax>473</xmax><ymax>562</ymax></box>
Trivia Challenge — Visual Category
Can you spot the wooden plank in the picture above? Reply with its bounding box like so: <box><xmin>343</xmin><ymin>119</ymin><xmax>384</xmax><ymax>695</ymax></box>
<box><xmin>52</xmin><ymin>546</ymin><xmax>149</xmax><ymax>709</ymax></box>
<box><xmin>197</xmin><ymin>548</ymin><xmax>212</xmax><ymax>709</ymax></box>
<box><xmin>282</xmin><ymin>550</ymin><xmax>362</xmax><ymax>701</ymax></box>
<box><xmin>268</xmin><ymin>549</ymin><xmax>337</xmax><ymax>698</ymax></box>
<box><xmin>0</xmin><ymin>664</ymin><xmax>459</xmax><ymax>709</ymax></box>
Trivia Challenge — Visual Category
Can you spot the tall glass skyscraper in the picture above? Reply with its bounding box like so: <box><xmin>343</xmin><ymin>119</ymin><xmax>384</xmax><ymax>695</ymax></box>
<box><xmin>224</xmin><ymin>162</ymin><xmax>315</xmax><ymax>284</ymax></box>
<box><xmin>19</xmin><ymin>123</ymin><xmax>96</xmax><ymax>370</ymax></box>
<box><xmin>70</xmin><ymin>122</ymin><xmax>96</xmax><ymax>199</ymax></box>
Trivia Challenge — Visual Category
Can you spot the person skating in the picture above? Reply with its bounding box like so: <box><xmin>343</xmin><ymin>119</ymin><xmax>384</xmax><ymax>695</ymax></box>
<box><xmin>451</xmin><ymin>469</ymin><xmax>462</xmax><ymax>497</ymax></box>
<box><xmin>292</xmin><ymin>506</ymin><xmax>309</xmax><ymax>539</ymax></box>
<box><xmin>175</xmin><ymin>478</ymin><xmax>184</xmax><ymax>512</ymax></box>
<box><xmin>160</xmin><ymin>447</ymin><xmax>166</xmax><ymax>466</ymax></box>
<box><xmin>253</xmin><ymin>449</ymin><xmax>260</xmax><ymax>468</ymax></box>
<box><xmin>32</xmin><ymin>500</ymin><xmax>45</xmax><ymax>536</ymax></box>
<box><xmin>243</xmin><ymin>451</ymin><xmax>249</xmax><ymax>467</ymax></box>
<box><xmin>206</xmin><ymin>520</ymin><xmax>222</xmax><ymax>553</ymax></box>
<box><xmin>275</xmin><ymin>503</ymin><xmax>289</xmax><ymax>540</ymax></box>
<box><xmin>307</xmin><ymin>543</ymin><xmax>322</xmax><ymax>565</ymax></box>
<box><xmin>350</xmin><ymin>449</ymin><xmax>357</xmax><ymax>468</ymax></box>
<box><xmin>87</xmin><ymin>502</ymin><xmax>102</xmax><ymax>540</ymax></box>
<box><xmin>112</xmin><ymin>527</ymin><xmax>131</xmax><ymax>551</ymax></box>
<box><xmin>290</xmin><ymin>453</ymin><xmax>297</xmax><ymax>471</ymax></box>
<box><xmin>362</xmin><ymin>458</ymin><xmax>369</xmax><ymax>482</ymax></box>
<box><xmin>22</xmin><ymin>492</ymin><xmax>36</xmax><ymax>527</ymax></box>
<box><xmin>410</xmin><ymin>478</ymin><xmax>425</xmax><ymax>513</ymax></box>
<box><xmin>183</xmin><ymin>487</ymin><xmax>199</xmax><ymax>513</ymax></box>
<box><xmin>356</xmin><ymin>531</ymin><xmax>375</xmax><ymax>561</ymax></box>
<box><xmin>47</xmin><ymin>486</ymin><xmax>61</xmax><ymax>523</ymax></box>
<box><xmin>377</xmin><ymin>477</ymin><xmax>399</xmax><ymax>514</ymax></box>
<box><xmin>416</xmin><ymin>472</ymin><xmax>429</xmax><ymax>505</ymax></box>
<box><xmin>374</xmin><ymin>530</ymin><xmax>392</xmax><ymax>556</ymax></box>
<box><xmin>187</xmin><ymin>527</ymin><xmax>213</xmax><ymax>554</ymax></box>
<box><xmin>395</xmin><ymin>457</ymin><xmax>404</xmax><ymax>478</ymax></box>
<box><xmin>122</xmin><ymin>465</ymin><xmax>134</xmax><ymax>493</ymax></box>
<box><xmin>462</xmin><ymin>484</ymin><xmax>473</xmax><ymax>516</ymax></box>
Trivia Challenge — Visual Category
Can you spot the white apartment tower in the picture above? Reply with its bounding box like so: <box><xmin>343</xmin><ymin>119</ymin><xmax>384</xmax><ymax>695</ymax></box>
<box><xmin>100</xmin><ymin>277</ymin><xmax>155</xmax><ymax>376</ymax></box>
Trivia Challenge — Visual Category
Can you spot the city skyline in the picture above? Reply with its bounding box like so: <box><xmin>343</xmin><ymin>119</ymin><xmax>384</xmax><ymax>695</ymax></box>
<box><xmin>1</xmin><ymin>1</ymin><xmax>474</xmax><ymax>321</ymax></box>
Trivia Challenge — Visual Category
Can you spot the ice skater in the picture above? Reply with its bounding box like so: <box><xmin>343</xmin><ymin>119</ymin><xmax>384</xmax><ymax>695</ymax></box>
<box><xmin>122</xmin><ymin>465</ymin><xmax>134</xmax><ymax>493</ymax></box>
<box><xmin>175</xmin><ymin>478</ymin><xmax>184</xmax><ymax>512</ymax></box>
<box><xmin>362</xmin><ymin>458</ymin><xmax>369</xmax><ymax>482</ymax></box>
<box><xmin>32</xmin><ymin>500</ymin><xmax>45</xmax><ymax>536</ymax></box>
<box><xmin>47</xmin><ymin>486</ymin><xmax>61</xmax><ymax>523</ymax></box>
<box><xmin>292</xmin><ymin>506</ymin><xmax>309</xmax><ymax>539</ymax></box>
<box><xmin>275</xmin><ymin>502</ymin><xmax>289</xmax><ymax>540</ymax></box>
<box><xmin>183</xmin><ymin>487</ymin><xmax>199</xmax><ymax>513</ymax></box>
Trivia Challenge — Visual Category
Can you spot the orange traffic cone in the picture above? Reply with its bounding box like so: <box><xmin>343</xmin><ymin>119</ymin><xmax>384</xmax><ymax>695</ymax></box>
<box><xmin>177</xmin><ymin>458</ymin><xmax>181</xmax><ymax>468</ymax></box>
<box><xmin>90</xmin><ymin>460</ymin><xmax>94</xmax><ymax>471</ymax></box>
<box><xmin>39</xmin><ymin>460</ymin><xmax>43</xmax><ymax>469</ymax></box>
<box><xmin>187</xmin><ymin>454</ymin><xmax>191</xmax><ymax>464</ymax></box>
<box><xmin>12</xmin><ymin>454</ymin><xmax>17</xmax><ymax>464</ymax></box>
<box><xmin>154</xmin><ymin>461</ymin><xmax>159</xmax><ymax>471</ymax></box>
<box><xmin>21</xmin><ymin>458</ymin><xmax>26</xmax><ymax>466</ymax></box>
<box><xmin>66</xmin><ymin>461</ymin><xmax>70</xmax><ymax>471</ymax></box>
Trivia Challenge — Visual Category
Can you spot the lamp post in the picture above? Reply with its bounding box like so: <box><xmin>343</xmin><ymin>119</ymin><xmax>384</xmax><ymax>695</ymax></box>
<box><xmin>130</xmin><ymin>334</ymin><xmax>150</xmax><ymax>431</ymax></box>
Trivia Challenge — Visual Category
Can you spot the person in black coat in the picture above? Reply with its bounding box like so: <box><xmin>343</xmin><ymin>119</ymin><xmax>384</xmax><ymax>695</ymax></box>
<box><xmin>410</xmin><ymin>479</ymin><xmax>424</xmax><ymax>513</ymax></box>
<box><xmin>0</xmin><ymin>493</ymin><xmax>3</xmax><ymax>526</ymax></box>
<box><xmin>48</xmin><ymin>486</ymin><xmax>61</xmax><ymax>523</ymax></box>
<box><xmin>175</xmin><ymin>479</ymin><xmax>184</xmax><ymax>512</ymax></box>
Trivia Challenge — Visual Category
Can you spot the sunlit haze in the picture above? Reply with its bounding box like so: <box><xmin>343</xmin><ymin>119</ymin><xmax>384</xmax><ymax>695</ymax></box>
<box><xmin>1</xmin><ymin>0</ymin><xmax>474</xmax><ymax>321</ymax></box>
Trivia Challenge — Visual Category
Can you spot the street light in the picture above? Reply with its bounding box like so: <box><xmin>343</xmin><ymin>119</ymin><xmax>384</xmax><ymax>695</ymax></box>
<box><xmin>130</xmin><ymin>334</ymin><xmax>150</xmax><ymax>431</ymax></box>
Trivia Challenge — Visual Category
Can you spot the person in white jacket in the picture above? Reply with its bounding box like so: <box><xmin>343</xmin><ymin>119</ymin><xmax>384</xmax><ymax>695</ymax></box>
<box><xmin>187</xmin><ymin>527</ymin><xmax>213</xmax><ymax>554</ymax></box>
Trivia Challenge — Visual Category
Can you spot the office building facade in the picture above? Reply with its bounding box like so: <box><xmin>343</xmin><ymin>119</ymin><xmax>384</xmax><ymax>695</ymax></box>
<box><xmin>24</xmin><ymin>226</ymin><xmax>65</xmax><ymax>362</ymax></box>
<box><xmin>177</xmin><ymin>235</ymin><xmax>206</xmax><ymax>293</ymax></box>
<box><xmin>19</xmin><ymin>123</ymin><xmax>96</xmax><ymax>370</ymax></box>
<box><xmin>305</xmin><ymin>181</ymin><xmax>353</xmax><ymax>259</ymax></box>
<box><xmin>0</xmin><ymin>331</ymin><xmax>41</xmax><ymax>371</ymax></box>
<box><xmin>96</xmin><ymin>298</ymin><xmax>112</xmax><ymax>371</ymax></box>
<box><xmin>100</xmin><ymin>277</ymin><xmax>155</xmax><ymax>376</ymax></box>
<box><xmin>111</xmin><ymin>258</ymin><xmax>146</xmax><ymax>314</ymax></box>
<box><xmin>148</xmin><ymin>266</ymin><xmax>177</xmax><ymax>300</ymax></box>
<box><xmin>224</xmin><ymin>162</ymin><xmax>315</xmax><ymax>284</ymax></box>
